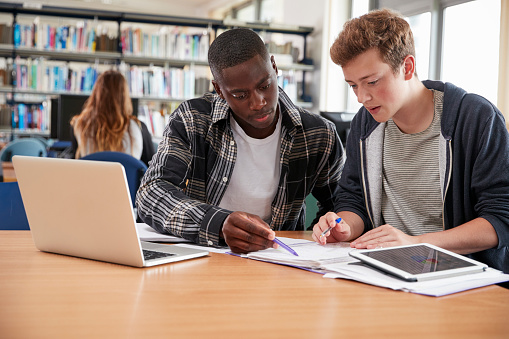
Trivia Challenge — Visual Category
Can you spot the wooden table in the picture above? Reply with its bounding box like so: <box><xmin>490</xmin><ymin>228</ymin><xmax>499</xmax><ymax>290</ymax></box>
<box><xmin>1</xmin><ymin>161</ymin><xmax>16</xmax><ymax>182</ymax></box>
<box><xmin>1</xmin><ymin>231</ymin><xmax>508</xmax><ymax>338</ymax></box>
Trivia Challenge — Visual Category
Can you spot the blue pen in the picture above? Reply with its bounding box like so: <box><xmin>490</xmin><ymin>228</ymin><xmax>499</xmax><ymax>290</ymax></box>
<box><xmin>320</xmin><ymin>217</ymin><xmax>342</xmax><ymax>238</ymax></box>
<box><xmin>273</xmin><ymin>237</ymin><xmax>299</xmax><ymax>256</ymax></box>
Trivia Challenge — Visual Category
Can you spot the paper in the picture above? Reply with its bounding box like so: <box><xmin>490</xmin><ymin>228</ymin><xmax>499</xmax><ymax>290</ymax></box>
<box><xmin>136</xmin><ymin>223</ymin><xmax>191</xmax><ymax>243</ymax></box>
<box><xmin>244</xmin><ymin>238</ymin><xmax>509</xmax><ymax>296</ymax></box>
<box><xmin>245</xmin><ymin>238</ymin><xmax>358</xmax><ymax>270</ymax></box>
<box><xmin>322</xmin><ymin>263</ymin><xmax>509</xmax><ymax>297</ymax></box>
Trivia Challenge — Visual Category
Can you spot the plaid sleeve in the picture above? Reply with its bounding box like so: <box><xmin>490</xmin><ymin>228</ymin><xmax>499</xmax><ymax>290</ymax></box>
<box><xmin>135</xmin><ymin>100</ymin><xmax>230</xmax><ymax>247</ymax></box>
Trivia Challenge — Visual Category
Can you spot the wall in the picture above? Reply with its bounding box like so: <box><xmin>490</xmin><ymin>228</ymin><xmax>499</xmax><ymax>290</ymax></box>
<box><xmin>282</xmin><ymin>0</ymin><xmax>326</xmax><ymax>113</ymax></box>
<box><xmin>318</xmin><ymin>0</ymin><xmax>351</xmax><ymax>113</ymax></box>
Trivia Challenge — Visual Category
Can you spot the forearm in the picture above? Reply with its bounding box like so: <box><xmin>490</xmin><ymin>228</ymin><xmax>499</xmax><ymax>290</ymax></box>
<box><xmin>337</xmin><ymin>211</ymin><xmax>365</xmax><ymax>241</ymax></box>
<box><xmin>136</xmin><ymin>178</ymin><xmax>228</xmax><ymax>245</ymax></box>
<box><xmin>416</xmin><ymin>218</ymin><xmax>498</xmax><ymax>254</ymax></box>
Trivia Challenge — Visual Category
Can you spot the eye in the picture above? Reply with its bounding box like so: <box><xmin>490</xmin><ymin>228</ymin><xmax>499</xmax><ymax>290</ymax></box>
<box><xmin>232</xmin><ymin>93</ymin><xmax>247</xmax><ymax>100</ymax></box>
<box><xmin>261</xmin><ymin>83</ymin><xmax>271</xmax><ymax>90</ymax></box>
<box><xmin>349</xmin><ymin>84</ymin><xmax>357</xmax><ymax>89</ymax></box>
<box><xmin>368</xmin><ymin>79</ymin><xmax>378</xmax><ymax>85</ymax></box>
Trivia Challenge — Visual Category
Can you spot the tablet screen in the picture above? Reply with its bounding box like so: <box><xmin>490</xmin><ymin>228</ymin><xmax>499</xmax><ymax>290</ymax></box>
<box><xmin>362</xmin><ymin>245</ymin><xmax>476</xmax><ymax>275</ymax></box>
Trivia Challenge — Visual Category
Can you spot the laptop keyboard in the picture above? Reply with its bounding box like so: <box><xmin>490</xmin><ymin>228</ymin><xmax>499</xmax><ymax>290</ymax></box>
<box><xmin>143</xmin><ymin>249</ymin><xmax>176</xmax><ymax>260</ymax></box>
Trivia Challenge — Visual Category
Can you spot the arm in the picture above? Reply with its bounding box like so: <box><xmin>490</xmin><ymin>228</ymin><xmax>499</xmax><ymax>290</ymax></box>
<box><xmin>309</xmin><ymin>122</ymin><xmax>345</xmax><ymax>226</ymax></box>
<box><xmin>349</xmin><ymin>218</ymin><xmax>498</xmax><ymax>254</ymax></box>
<box><xmin>135</xmin><ymin>103</ymin><xmax>278</xmax><ymax>251</ymax></box>
<box><xmin>136</xmin><ymin>105</ymin><xmax>230</xmax><ymax>247</ymax></box>
<box><xmin>332</xmin><ymin>110</ymin><xmax>373</xmax><ymax>228</ymax></box>
<box><xmin>222</xmin><ymin>211</ymin><xmax>277</xmax><ymax>253</ymax></box>
<box><xmin>349</xmin><ymin>96</ymin><xmax>508</xmax><ymax>256</ymax></box>
<box><xmin>312</xmin><ymin>211</ymin><xmax>365</xmax><ymax>244</ymax></box>
<box><xmin>312</xmin><ymin>111</ymin><xmax>371</xmax><ymax>243</ymax></box>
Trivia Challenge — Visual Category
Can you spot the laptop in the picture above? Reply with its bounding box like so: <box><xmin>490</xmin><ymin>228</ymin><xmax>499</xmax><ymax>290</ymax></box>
<box><xmin>12</xmin><ymin>155</ymin><xmax>208</xmax><ymax>267</ymax></box>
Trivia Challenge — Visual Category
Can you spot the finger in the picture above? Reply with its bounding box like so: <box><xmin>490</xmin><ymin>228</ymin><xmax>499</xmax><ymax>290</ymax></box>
<box><xmin>228</xmin><ymin>237</ymin><xmax>274</xmax><ymax>254</ymax></box>
<box><xmin>311</xmin><ymin>231</ymin><xmax>319</xmax><ymax>243</ymax></box>
<box><xmin>312</xmin><ymin>218</ymin><xmax>327</xmax><ymax>242</ymax></box>
<box><xmin>354</xmin><ymin>234</ymin><xmax>393</xmax><ymax>249</ymax></box>
<box><xmin>236</xmin><ymin>214</ymin><xmax>275</xmax><ymax>239</ymax></box>
<box><xmin>351</xmin><ymin>227</ymin><xmax>385</xmax><ymax>245</ymax></box>
<box><xmin>365</xmin><ymin>233</ymin><xmax>398</xmax><ymax>248</ymax></box>
<box><xmin>225</xmin><ymin>213</ymin><xmax>275</xmax><ymax>241</ymax></box>
<box><xmin>226</xmin><ymin>227</ymin><xmax>275</xmax><ymax>250</ymax></box>
<box><xmin>316</xmin><ymin>231</ymin><xmax>328</xmax><ymax>245</ymax></box>
<box><xmin>326</xmin><ymin>213</ymin><xmax>341</xmax><ymax>228</ymax></box>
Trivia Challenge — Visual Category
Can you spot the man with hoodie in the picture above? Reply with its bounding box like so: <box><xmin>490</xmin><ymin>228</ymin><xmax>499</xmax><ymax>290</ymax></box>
<box><xmin>313</xmin><ymin>8</ymin><xmax>509</xmax><ymax>273</ymax></box>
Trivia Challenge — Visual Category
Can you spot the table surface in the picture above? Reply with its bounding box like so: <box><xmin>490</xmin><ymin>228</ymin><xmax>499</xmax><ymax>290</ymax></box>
<box><xmin>1</xmin><ymin>161</ymin><xmax>16</xmax><ymax>182</ymax></box>
<box><xmin>1</xmin><ymin>231</ymin><xmax>508</xmax><ymax>339</ymax></box>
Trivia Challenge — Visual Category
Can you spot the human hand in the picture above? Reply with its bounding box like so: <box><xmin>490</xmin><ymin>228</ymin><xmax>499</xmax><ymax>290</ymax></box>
<box><xmin>350</xmin><ymin>224</ymin><xmax>419</xmax><ymax>249</ymax></box>
<box><xmin>222</xmin><ymin>211</ymin><xmax>277</xmax><ymax>254</ymax></box>
<box><xmin>312</xmin><ymin>212</ymin><xmax>352</xmax><ymax>245</ymax></box>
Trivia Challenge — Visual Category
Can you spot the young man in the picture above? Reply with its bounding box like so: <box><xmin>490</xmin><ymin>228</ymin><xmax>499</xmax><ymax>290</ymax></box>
<box><xmin>136</xmin><ymin>28</ymin><xmax>344</xmax><ymax>254</ymax></box>
<box><xmin>313</xmin><ymin>9</ymin><xmax>509</xmax><ymax>273</ymax></box>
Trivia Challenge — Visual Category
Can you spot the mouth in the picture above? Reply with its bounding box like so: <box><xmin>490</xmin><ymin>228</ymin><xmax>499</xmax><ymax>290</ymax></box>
<box><xmin>366</xmin><ymin>106</ymin><xmax>381</xmax><ymax>115</ymax></box>
<box><xmin>253</xmin><ymin>110</ymin><xmax>272</xmax><ymax>122</ymax></box>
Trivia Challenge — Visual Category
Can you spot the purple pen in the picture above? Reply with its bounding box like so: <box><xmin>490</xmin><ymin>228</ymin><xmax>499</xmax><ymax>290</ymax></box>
<box><xmin>273</xmin><ymin>237</ymin><xmax>299</xmax><ymax>256</ymax></box>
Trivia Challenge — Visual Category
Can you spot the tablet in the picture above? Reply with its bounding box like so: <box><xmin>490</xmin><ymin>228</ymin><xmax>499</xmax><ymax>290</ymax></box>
<box><xmin>349</xmin><ymin>243</ymin><xmax>488</xmax><ymax>282</ymax></box>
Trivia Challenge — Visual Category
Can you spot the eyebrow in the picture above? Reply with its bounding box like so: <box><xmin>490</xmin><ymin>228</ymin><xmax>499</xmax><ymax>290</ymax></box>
<box><xmin>345</xmin><ymin>72</ymin><xmax>378</xmax><ymax>83</ymax></box>
<box><xmin>229</xmin><ymin>74</ymin><xmax>271</xmax><ymax>93</ymax></box>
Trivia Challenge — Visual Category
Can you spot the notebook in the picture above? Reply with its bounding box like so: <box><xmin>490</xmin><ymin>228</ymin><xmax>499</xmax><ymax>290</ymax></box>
<box><xmin>12</xmin><ymin>155</ymin><xmax>208</xmax><ymax>267</ymax></box>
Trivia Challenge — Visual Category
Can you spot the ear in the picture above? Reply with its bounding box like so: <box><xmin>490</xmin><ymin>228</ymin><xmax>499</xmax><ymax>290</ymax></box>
<box><xmin>270</xmin><ymin>55</ymin><xmax>278</xmax><ymax>75</ymax></box>
<box><xmin>403</xmin><ymin>55</ymin><xmax>416</xmax><ymax>80</ymax></box>
<box><xmin>212</xmin><ymin>80</ymin><xmax>224</xmax><ymax>100</ymax></box>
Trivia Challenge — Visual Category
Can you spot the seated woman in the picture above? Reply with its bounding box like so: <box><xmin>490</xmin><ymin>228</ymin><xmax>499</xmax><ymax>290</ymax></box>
<box><xmin>70</xmin><ymin>70</ymin><xmax>154</xmax><ymax>166</ymax></box>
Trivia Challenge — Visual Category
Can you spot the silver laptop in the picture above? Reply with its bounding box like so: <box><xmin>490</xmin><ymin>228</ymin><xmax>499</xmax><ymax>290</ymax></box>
<box><xmin>13</xmin><ymin>155</ymin><xmax>208</xmax><ymax>267</ymax></box>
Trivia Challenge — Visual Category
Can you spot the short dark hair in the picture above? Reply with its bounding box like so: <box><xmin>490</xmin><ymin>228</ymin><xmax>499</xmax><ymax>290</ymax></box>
<box><xmin>208</xmin><ymin>28</ymin><xmax>269</xmax><ymax>81</ymax></box>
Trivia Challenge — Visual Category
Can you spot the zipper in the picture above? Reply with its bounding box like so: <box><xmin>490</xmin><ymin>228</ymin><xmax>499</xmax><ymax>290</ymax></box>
<box><xmin>359</xmin><ymin>139</ymin><xmax>375</xmax><ymax>227</ymax></box>
<box><xmin>442</xmin><ymin>139</ymin><xmax>453</xmax><ymax>231</ymax></box>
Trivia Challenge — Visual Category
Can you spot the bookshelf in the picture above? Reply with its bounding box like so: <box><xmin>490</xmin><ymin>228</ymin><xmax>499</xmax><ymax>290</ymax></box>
<box><xmin>0</xmin><ymin>2</ymin><xmax>315</xmax><ymax>140</ymax></box>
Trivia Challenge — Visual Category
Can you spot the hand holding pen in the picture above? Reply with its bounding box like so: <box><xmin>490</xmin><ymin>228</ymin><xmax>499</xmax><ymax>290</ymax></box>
<box><xmin>312</xmin><ymin>213</ymin><xmax>345</xmax><ymax>245</ymax></box>
<box><xmin>222</xmin><ymin>211</ymin><xmax>278</xmax><ymax>254</ymax></box>
<box><xmin>320</xmin><ymin>217</ymin><xmax>342</xmax><ymax>238</ymax></box>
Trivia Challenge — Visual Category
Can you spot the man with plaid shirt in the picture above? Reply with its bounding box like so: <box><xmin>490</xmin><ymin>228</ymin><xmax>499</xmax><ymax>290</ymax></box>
<box><xmin>136</xmin><ymin>28</ymin><xmax>344</xmax><ymax>253</ymax></box>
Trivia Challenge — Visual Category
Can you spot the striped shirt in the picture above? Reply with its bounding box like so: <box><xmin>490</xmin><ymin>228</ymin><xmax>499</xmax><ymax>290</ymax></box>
<box><xmin>381</xmin><ymin>89</ymin><xmax>444</xmax><ymax>235</ymax></box>
<box><xmin>136</xmin><ymin>88</ymin><xmax>344</xmax><ymax>247</ymax></box>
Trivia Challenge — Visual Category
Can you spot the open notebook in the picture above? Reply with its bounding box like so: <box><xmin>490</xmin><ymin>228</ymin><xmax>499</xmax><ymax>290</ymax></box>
<box><xmin>13</xmin><ymin>156</ymin><xmax>208</xmax><ymax>267</ymax></box>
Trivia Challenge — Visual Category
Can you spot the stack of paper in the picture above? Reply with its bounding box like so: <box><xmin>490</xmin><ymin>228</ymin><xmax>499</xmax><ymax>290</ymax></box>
<box><xmin>245</xmin><ymin>238</ymin><xmax>509</xmax><ymax>296</ymax></box>
<box><xmin>322</xmin><ymin>263</ymin><xmax>509</xmax><ymax>297</ymax></box>
<box><xmin>245</xmin><ymin>238</ymin><xmax>357</xmax><ymax>270</ymax></box>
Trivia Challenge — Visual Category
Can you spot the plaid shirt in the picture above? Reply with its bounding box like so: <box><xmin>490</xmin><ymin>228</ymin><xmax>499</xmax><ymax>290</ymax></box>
<box><xmin>136</xmin><ymin>88</ymin><xmax>344</xmax><ymax>247</ymax></box>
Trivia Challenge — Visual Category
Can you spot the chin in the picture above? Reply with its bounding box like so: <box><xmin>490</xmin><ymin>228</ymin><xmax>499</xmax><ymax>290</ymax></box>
<box><xmin>372</xmin><ymin>116</ymin><xmax>390</xmax><ymax>123</ymax></box>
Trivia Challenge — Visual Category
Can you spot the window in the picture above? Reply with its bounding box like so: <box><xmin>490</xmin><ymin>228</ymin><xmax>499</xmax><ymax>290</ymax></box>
<box><xmin>442</xmin><ymin>0</ymin><xmax>501</xmax><ymax>104</ymax></box>
<box><xmin>407</xmin><ymin>12</ymin><xmax>431</xmax><ymax>81</ymax></box>
<box><xmin>345</xmin><ymin>0</ymin><xmax>503</xmax><ymax>112</ymax></box>
<box><xmin>347</xmin><ymin>0</ymin><xmax>371</xmax><ymax>113</ymax></box>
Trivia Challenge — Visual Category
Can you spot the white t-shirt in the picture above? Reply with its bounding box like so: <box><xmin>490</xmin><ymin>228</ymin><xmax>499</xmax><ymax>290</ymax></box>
<box><xmin>218</xmin><ymin>114</ymin><xmax>282</xmax><ymax>224</ymax></box>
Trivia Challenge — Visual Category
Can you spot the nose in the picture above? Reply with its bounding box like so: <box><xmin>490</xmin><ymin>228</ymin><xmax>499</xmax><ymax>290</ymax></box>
<box><xmin>356</xmin><ymin>86</ymin><xmax>371</xmax><ymax>104</ymax></box>
<box><xmin>250</xmin><ymin>90</ymin><xmax>266</xmax><ymax>110</ymax></box>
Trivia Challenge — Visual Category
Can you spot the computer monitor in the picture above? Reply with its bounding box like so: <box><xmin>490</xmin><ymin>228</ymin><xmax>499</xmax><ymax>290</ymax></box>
<box><xmin>50</xmin><ymin>94</ymin><xmax>138</xmax><ymax>141</ymax></box>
